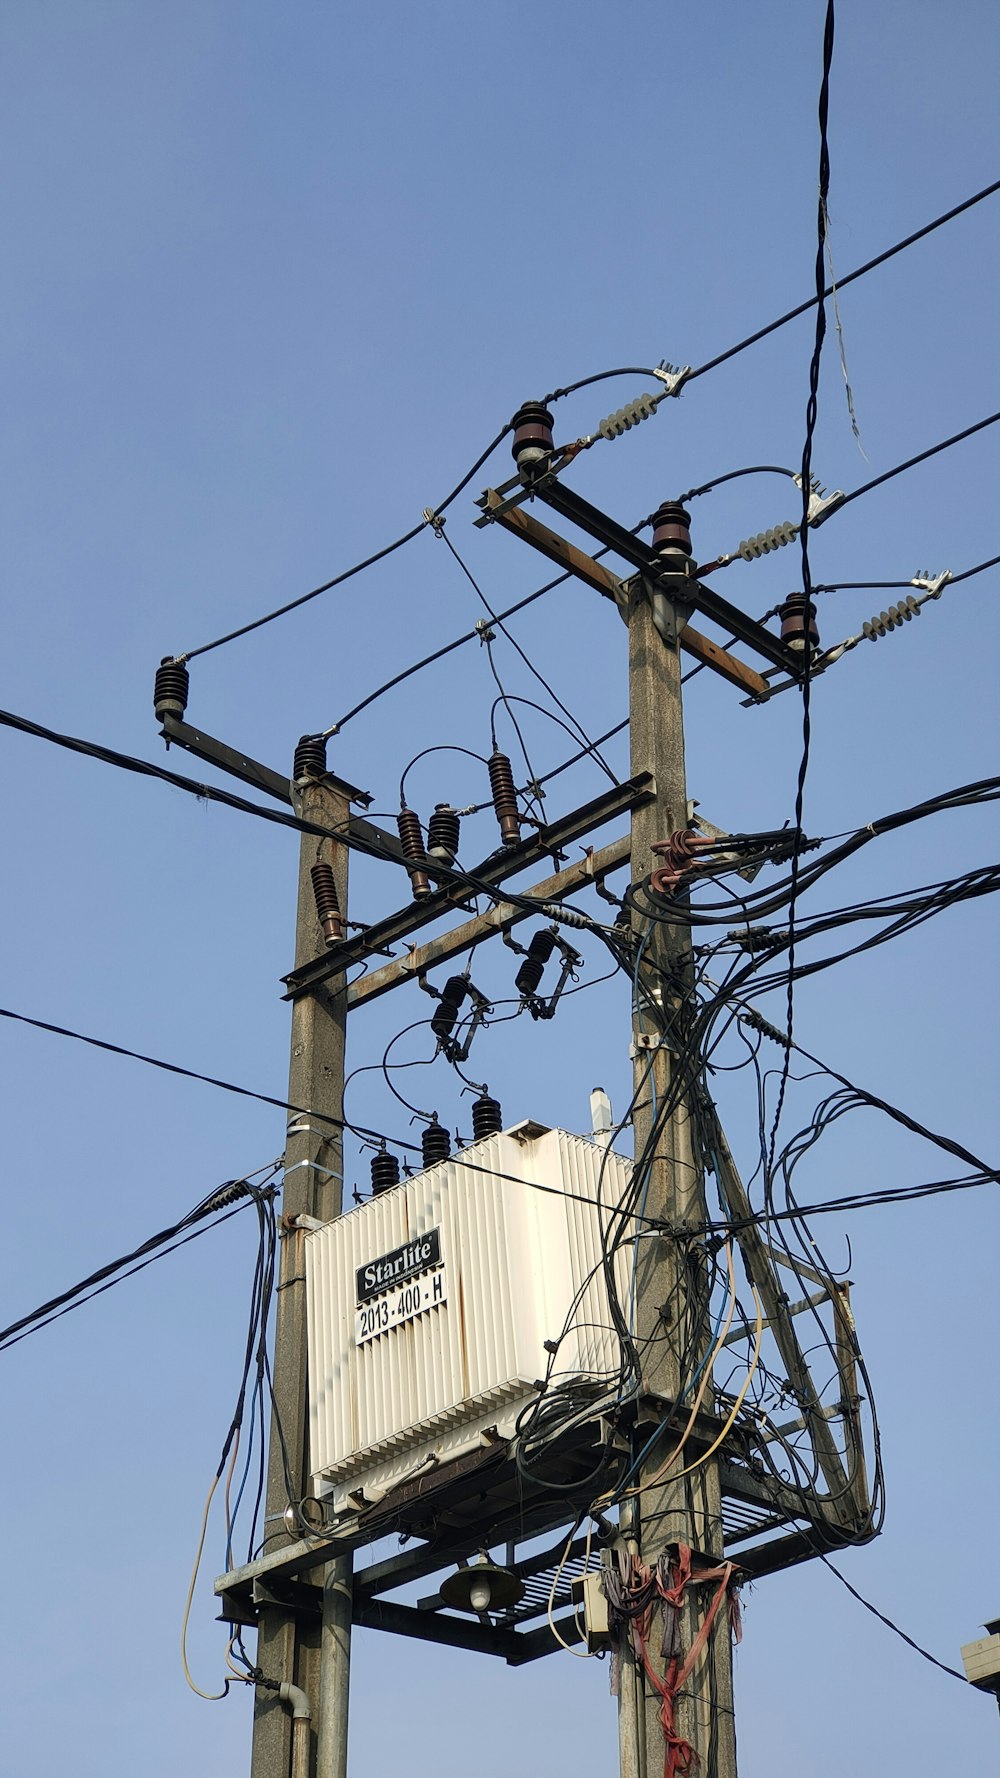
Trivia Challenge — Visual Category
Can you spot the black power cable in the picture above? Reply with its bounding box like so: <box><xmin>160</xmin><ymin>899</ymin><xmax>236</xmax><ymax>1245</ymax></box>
<box><xmin>0</xmin><ymin>1164</ymin><xmax>282</xmax><ymax>1352</ymax></box>
<box><xmin>685</xmin><ymin>176</ymin><xmax>1000</xmax><ymax>385</ymax></box>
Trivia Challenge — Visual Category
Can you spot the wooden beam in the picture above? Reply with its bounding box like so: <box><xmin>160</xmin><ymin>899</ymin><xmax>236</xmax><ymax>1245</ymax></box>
<box><xmin>347</xmin><ymin>836</ymin><xmax>630</xmax><ymax>1009</ymax></box>
<box><xmin>482</xmin><ymin>488</ymin><xmax>769</xmax><ymax>699</ymax></box>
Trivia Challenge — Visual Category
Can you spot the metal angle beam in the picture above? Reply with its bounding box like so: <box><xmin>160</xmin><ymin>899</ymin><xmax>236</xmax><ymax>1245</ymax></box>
<box><xmin>527</xmin><ymin>475</ymin><xmax>800</xmax><ymax>675</ymax></box>
<box><xmin>283</xmin><ymin>773</ymin><xmax>654</xmax><ymax>998</ymax></box>
<box><xmin>352</xmin><ymin>1596</ymin><xmax>520</xmax><ymax>1659</ymax></box>
<box><xmin>159</xmin><ymin>713</ymin><xmax>411</xmax><ymax>866</ymax></box>
<box><xmin>347</xmin><ymin>836</ymin><xmax>630</xmax><ymax>1009</ymax></box>
<box><xmin>479</xmin><ymin>490</ymin><xmax>769</xmax><ymax>699</ymax></box>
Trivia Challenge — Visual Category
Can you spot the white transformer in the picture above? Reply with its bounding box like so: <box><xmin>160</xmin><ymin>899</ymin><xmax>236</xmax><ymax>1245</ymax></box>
<box><xmin>304</xmin><ymin>1120</ymin><xmax>633</xmax><ymax>1514</ymax></box>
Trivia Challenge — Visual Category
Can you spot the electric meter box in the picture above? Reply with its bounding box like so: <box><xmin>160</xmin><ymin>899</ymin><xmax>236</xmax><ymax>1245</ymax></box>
<box><xmin>304</xmin><ymin>1121</ymin><xmax>632</xmax><ymax>1513</ymax></box>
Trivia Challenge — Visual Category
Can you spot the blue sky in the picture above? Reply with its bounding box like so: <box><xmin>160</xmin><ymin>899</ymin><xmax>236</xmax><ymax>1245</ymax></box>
<box><xmin>1</xmin><ymin>4</ymin><xmax>997</xmax><ymax>1774</ymax></box>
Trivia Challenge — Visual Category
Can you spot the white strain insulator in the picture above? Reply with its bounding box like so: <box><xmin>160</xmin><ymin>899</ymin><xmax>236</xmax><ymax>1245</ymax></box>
<box><xmin>737</xmin><ymin>520</ymin><xmax>799</xmax><ymax>561</ymax></box>
<box><xmin>539</xmin><ymin>902</ymin><xmax>592</xmax><ymax>929</ymax></box>
<box><xmin>862</xmin><ymin>594</ymin><xmax>923</xmax><ymax>641</ymax></box>
<box><xmin>598</xmin><ymin>391</ymin><xmax>661</xmax><ymax>440</ymax></box>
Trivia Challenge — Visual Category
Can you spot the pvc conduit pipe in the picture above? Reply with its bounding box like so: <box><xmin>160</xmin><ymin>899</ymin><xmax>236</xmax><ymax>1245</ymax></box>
<box><xmin>279</xmin><ymin>1681</ymin><xmax>312</xmax><ymax>1778</ymax></box>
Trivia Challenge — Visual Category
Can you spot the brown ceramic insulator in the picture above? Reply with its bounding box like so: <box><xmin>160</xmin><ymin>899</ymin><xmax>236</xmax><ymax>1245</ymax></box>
<box><xmin>153</xmin><ymin>658</ymin><xmax>189</xmax><ymax>722</ymax></box>
<box><xmin>370</xmin><ymin>1150</ymin><xmax>400</xmax><ymax>1196</ymax></box>
<box><xmin>779</xmin><ymin>594</ymin><xmax>819</xmax><ymax>652</ymax></box>
<box><xmin>510</xmin><ymin>401</ymin><xmax>555</xmax><ymax>468</ymax></box>
<box><xmin>514</xmin><ymin>929</ymin><xmax>556</xmax><ymax>996</ymax></box>
<box><xmin>310</xmin><ymin>860</ymin><xmax>344</xmax><ymax>946</ymax></box>
<box><xmin>488</xmin><ymin>750</ymin><xmax>521</xmax><ymax>847</ymax></box>
<box><xmin>650</xmin><ymin>502</ymin><xmax>693</xmax><ymax>557</ymax></box>
<box><xmin>397</xmin><ymin>807</ymin><xmax>431</xmax><ymax>898</ymax></box>
<box><xmin>293</xmin><ymin>735</ymin><xmax>327</xmax><ymax>781</ymax></box>
<box><xmin>427</xmin><ymin>803</ymin><xmax>460</xmax><ymax>866</ymax></box>
<box><xmin>421</xmin><ymin>1120</ymin><xmax>452</xmax><ymax>1168</ymax></box>
<box><xmin>471</xmin><ymin>1091</ymin><xmax>503</xmax><ymax>1141</ymax></box>
<box><xmin>431</xmin><ymin>976</ymin><xmax>469</xmax><ymax>1043</ymax></box>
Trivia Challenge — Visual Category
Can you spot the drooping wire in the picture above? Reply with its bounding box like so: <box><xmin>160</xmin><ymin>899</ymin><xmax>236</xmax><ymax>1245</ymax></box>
<box><xmin>176</xmin><ymin>419</ymin><xmax>517</xmax><ymax>662</ymax></box>
<box><xmin>437</xmin><ymin>525</ymin><xmax>619</xmax><ymax>785</ymax></box>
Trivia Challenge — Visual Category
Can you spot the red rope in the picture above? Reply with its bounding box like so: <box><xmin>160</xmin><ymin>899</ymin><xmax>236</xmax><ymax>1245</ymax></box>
<box><xmin>628</xmin><ymin>1545</ymin><xmax>738</xmax><ymax>1778</ymax></box>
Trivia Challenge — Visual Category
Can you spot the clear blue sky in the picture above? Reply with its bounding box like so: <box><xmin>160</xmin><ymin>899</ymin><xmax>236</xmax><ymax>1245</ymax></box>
<box><xmin>1</xmin><ymin>4</ymin><xmax>997</xmax><ymax>1774</ymax></box>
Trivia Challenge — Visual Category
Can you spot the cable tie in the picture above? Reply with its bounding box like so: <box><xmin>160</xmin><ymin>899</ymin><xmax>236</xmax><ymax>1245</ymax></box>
<box><xmin>282</xmin><ymin>1158</ymin><xmax>344</xmax><ymax>1181</ymax></box>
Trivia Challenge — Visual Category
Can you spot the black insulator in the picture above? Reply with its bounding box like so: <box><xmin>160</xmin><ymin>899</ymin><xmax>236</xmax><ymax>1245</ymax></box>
<box><xmin>488</xmin><ymin>750</ymin><xmax>521</xmax><ymax>847</ymax></box>
<box><xmin>397</xmin><ymin>807</ymin><xmax>431</xmax><ymax>899</ymax></box>
<box><xmin>650</xmin><ymin>502</ymin><xmax>693</xmax><ymax>558</ymax></box>
<box><xmin>431</xmin><ymin>976</ymin><xmax>469</xmax><ymax>1042</ymax></box>
<box><xmin>779</xmin><ymin>594</ymin><xmax>819</xmax><ymax>653</ymax></box>
<box><xmin>293</xmin><ymin>734</ymin><xmax>327</xmax><ymax>782</ymax></box>
<box><xmin>310</xmin><ymin>860</ymin><xmax>344</xmax><ymax>946</ymax></box>
<box><xmin>427</xmin><ymin>803</ymin><xmax>460</xmax><ymax>866</ymax></box>
<box><xmin>515</xmin><ymin>928</ymin><xmax>557</xmax><ymax>996</ymax></box>
<box><xmin>472</xmin><ymin>1092</ymin><xmax>503</xmax><ymax>1141</ymax></box>
<box><xmin>153</xmin><ymin>657</ymin><xmax>189</xmax><ymax>723</ymax></box>
<box><xmin>421</xmin><ymin>1119</ymin><xmax>452</xmax><ymax>1168</ymax></box>
<box><xmin>370</xmin><ymin>1150</ymin><xmax>400</xmax><ymax>1196</ymax></box>
<box><xmin>510</xmin><ymin>401</ymin><xmax>555</xmax><ymax>469</ymax></box>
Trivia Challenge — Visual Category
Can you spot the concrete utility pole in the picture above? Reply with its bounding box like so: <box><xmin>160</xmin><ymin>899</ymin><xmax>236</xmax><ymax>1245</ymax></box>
<box><xmin>619</xmin><ymin>516</ymin><xmax>738</xmax><ymax>1778</ymax></box>
<box><xmin>250</xmin><ymin>759</ymin><xmax>352</xmax><ymax>1778</ymax></box>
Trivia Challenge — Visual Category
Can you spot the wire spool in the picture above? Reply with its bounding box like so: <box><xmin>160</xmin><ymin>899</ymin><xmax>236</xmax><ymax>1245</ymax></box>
<box><xmin>309</xmin><ymin>860</ymin><xmax>343</xmax><ymax>946</ymax></box>
<box><xmin>421</xmin><ymin>1119</ymin><xmax>452</xmax><ymax>1168</ymax></box>
<box><xmin>488</xmin><ymin>750</ymin><xmax>521</xmax><ymax>847</ymax></box>
<box><xmin>431</xmin><ymin>976</ymin><xmax>469</xmax><ymax>1043</ymax></box>
<box><xmin>471</xmin><ymin>1091</ymin><xmax>503</xmax><ymax>1141</ymax></box>
<box><xmin>153</xmin><ymin>657</ymin><xmax>190</xmax><ymax>723</ymax></box>
<box><xmin>396</xmin><ymin>806</ymin><xmax>431</xmax><ymax>899</ymax></box>
<box><xmin>427</xmin><ymin>803</ymin><xmax>460</xmax><ymax>866</ymax></box>
<box><xmin>514</xmin><ymin>929</ymin><xmax>557</xmax><ymax>996</ymax></box>
<box><xmin>510</xmin><ymin>401</ymin><xmax>554</xmax><ymax>470</ymax></box>
<box><xmin>370</xmin><ymin>1150</ymin><xmax>400</xmax><ymax>1196</ymax></box>
<box><xmin>293</xmin><ymin>734</ymin><xmax>327</xmax><ymax>781</ymax></box>
<box><xmin>778</xmin><ymin>594</ymin><xmax>820</xmax><ymax>652</ymax></box>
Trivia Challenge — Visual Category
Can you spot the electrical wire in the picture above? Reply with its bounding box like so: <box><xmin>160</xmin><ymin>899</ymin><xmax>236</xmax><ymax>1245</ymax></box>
<box><xmin>438</xmin><ymin>525</ymin><xmax>619</xmax><ymax>785</ymax></box>
<box><xmin>0</xmin><ymin>1002</ymin><xmax>411</xmax><ymax>1149</ymax></box>
<box><xmin>176</xmin><ymin>419</ymin><xmax>517</xmax><ymax>661</ymax></box>
<box><xmin>829</xmin><ymin>412</ymin><xmax>1000</xmax><ymax>519</ymax></box>
<box><xmin>0</xmin><ymin>1164</ymin><xmax>282</xmax><ymax>1352</ymax></box>
<box><xmin>685</xmin><ymin>176</ymin><xmax>1000</xmax><ymax>385</ymax></box>
<box><xmin>817</xmin><ymin>1554</ymin><xmax>968</xmax><ymax>1683</ymax></box>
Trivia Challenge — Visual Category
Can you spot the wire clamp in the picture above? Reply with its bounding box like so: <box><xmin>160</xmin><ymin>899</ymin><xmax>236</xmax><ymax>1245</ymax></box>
<box><xmin>910</xmin><ymin>568</ymin><xmax>951</xmax><ymax>597</ymax></box>
<box><xmin>652</xmin><ymin>361</ymin><xmax>692</xmax><ymax>397</ymax></box>
<box><xmin>474</xmin><ymin>617</ymin><xmax>495</xmax><ymax>645</ymax></box>
<box><xmin>422</xmin><ymin>508</ymin><xmax>447</xmax><ymax>537</ymax></box>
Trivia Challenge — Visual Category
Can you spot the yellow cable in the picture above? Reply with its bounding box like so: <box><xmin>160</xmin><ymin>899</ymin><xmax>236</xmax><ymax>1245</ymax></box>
<box><xmin>630</xmin><ymin>1280</ymin><xmax>765</xmax><ymax>1496</ymax></box>
<box><xmin>592</xmin><ymin>1239</ymin><xmax>738</xmax><ymax>1512</ymax></box>
<box><xmin>547</xmin><ymin>1521</ymin><xmax>597</xmax><ymax>1658</ymax></box>
<box><xmin>181</xmin><ymin>1451</ymin><xmax>239</xmax><ymax>1702</ymax></box>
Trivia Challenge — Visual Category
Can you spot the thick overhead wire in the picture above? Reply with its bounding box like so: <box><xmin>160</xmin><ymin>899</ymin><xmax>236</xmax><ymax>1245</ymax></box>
<box><xmin>0</xmin><ymin>1003</ymin><xmax>416</xmax><ymax>1151</ymax></box>
<box><xmin>685</xmin><ymin>175</ymin><xmax>1000</xmax><ymax>385</ymax></box>
<box><xmin>177</xmin><ymin>418</ymin><xmax>517</xmax><ymax>662</ymax></box>
<box><xmin>827</xmin><ymin>411</ymin><xmax>1000</xmax><ymax>517</ymax></box>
